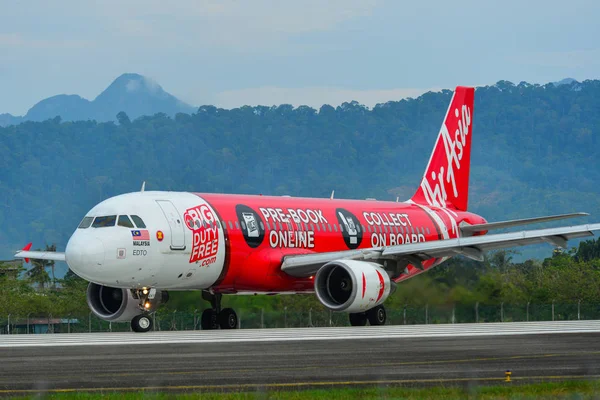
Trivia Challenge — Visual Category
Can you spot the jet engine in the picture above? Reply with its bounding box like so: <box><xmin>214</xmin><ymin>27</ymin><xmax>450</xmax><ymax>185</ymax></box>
<box><xmin>314</xmin><ymin>260</ymin><xmax>392</xmax><ymax>313</ymax></box>
<box><xmin>86</xmin><ymin>283</ymin><xmax>167</xmax><ymax>322</ymax></box>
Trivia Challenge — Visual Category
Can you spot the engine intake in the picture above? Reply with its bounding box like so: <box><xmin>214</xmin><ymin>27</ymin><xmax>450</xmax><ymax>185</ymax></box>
<box><xmin>86</xmin><ymin>283</ymin><xmax>167</xmax><ymax>322</ymax></box>
<box><xmin>314</xmin><ymin>260</ymin><xmax>392</xmax><ymax>313</ymax></box>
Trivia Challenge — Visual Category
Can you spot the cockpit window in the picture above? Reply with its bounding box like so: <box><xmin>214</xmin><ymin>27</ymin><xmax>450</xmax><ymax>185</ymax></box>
<box><xmin>92</xmin><ymin>215</ymin><xmax>117</xmax><ymax>228</ymax></box>
<box><xmin>131</xmin><ymin>215</ymin><xmax>146</xmax><ymax>228</ymax></box>
<box><xmin>78</xmin><ymin>217</ymin><xmax>94</xmax><ymax>229</ymax></box>
<box><xmin>118</xmin><ymin>215</ymin><xmax>134</xmax><ymax>228</ymax></box>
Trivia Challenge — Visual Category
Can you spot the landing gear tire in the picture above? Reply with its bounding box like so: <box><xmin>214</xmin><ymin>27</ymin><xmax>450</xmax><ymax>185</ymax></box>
<box><xmin>349</xmin><ymin>312</ymin><xmax>368</xmax><ymax>326</ymax></box>
<box><xmin>131</xmin><ymin>314</ymin><xmax>152</xmax><ymax>333</ymax></box>
<box><xmin>367</xmin><ymin>305</ymin><xmax>386</xmax><ymax>326</ymax></box>
<box><xmin>201</xmin><ymin>309</ymin><xmax>219</xmax><ymax>330</ymax></box>
<box><xmin>218</xmin><ymin>308</ymin><xmax>238</xmax><ymax>329</ymax></box>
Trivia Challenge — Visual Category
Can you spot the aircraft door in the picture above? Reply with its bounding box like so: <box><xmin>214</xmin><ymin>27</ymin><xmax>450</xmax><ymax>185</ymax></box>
<box><xmin>156</xmin><ymin>200</ymin><xmax>186</xmax><ymax>250</ymax></box>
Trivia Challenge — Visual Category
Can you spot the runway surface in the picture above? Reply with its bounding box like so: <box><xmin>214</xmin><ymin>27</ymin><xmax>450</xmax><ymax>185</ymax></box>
<box><xmin>1</xmin><ymin>321</ymin><xmax>600</xmax><ymax>394</ymax></box>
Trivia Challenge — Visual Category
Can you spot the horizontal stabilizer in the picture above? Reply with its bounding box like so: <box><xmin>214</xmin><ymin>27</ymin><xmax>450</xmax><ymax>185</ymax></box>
<box><xmin>14</xmin><ymin>250</ymin><xmax>66</xmax><ymax>262</ymax></box>
<box><xmin>460</xmin><ymin>212</ymin><xmax>589</xmax><ymax>234</ymax></box>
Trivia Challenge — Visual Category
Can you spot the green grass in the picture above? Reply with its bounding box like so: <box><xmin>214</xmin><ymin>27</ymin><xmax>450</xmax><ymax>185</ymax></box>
<box><xmin>8</xmin><ymin>380</ymin><xmax>600</xmax><ymax>399</ymax></box>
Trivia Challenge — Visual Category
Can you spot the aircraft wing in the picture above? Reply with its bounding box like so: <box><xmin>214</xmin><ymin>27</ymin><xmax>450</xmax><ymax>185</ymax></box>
<box><xmin>460</xmin><ymin>212</ymin><xmax>589</xmax><ymax>235</ymax></box>
<box><xmin>281</xmin><ymin>223</ymin><xmax>600</xmax><ymax>278</ymax></box>
<box><xmin>14</xmin><ymin>250</ymin><xmax>66</xmax><ymax>262</ymax></box>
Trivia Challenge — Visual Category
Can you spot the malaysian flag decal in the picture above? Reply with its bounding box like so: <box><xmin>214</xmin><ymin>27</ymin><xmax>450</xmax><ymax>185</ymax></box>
<box><xmin>131</xmin><ymin>230</ymin><xmax>150</xmax><ymax>240</ymax></box>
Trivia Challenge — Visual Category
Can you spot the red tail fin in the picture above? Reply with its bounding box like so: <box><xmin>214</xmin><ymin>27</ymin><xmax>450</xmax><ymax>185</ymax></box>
<box><xmin>410</xmin><ymin>86</ymin><xmax>474</xmax><ymax>211</ymax></box>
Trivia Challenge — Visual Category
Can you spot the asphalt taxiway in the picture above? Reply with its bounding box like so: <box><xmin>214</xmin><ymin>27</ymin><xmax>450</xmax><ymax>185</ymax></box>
<box><xmin>1</xmin><ymin>321</ymin><xmax>600</xmax><ymax>394</ymax></box>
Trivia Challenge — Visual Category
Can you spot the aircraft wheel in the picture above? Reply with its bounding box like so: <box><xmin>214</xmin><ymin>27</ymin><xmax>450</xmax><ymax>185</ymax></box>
<box><xmin>201</xmin><ymin>309</ymin><xmax>219</xmax><ymax>330</ymax></box>
<box><xmin>218</xmin><ymin>308</ymin><xmax>238</xmax><ymax>329</ymax></box>
<box><xmin>131</xmin><ymin>314</ymin><xmax>152</xmax><ymax>333</ymax></box>
<box><xmin>349</xmin><ymin>312</ymin><xmax>368</xmax><ymax>326</ymax></box>
<box><xmin>366</xmin><ymin>305</ymin><xmax>386</xmax><ymax>326</ymax></box>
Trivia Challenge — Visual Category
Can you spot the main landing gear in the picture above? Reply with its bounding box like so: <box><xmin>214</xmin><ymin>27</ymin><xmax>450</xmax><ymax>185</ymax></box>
<box><xmin>349</xmin><ymin>305</ymin><xmax>387</xmax><ymax>327</ymax></box>
<box><xmin>201</xmin><ymin>291</ymin><xmax>238</xmax><ymax>330</ymax></box>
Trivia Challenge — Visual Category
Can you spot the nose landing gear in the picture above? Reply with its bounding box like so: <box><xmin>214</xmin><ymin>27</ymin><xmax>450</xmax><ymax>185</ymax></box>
<box><xmin>131</xmin><ymin>314</ymin><xmax>152</xmax><ymax>333</ymax></box>
<box><xmin>201</xmin><ymin>291</ymin><xmax>238</xmax><ymax>330</ymax></box>
<box><xmin>130</xmin><ymin>287</ymin><xmax>156</xmax><ymax>333</ymax></box>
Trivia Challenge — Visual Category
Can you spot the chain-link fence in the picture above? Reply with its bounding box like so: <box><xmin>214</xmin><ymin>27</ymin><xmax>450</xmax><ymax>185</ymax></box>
<box><xmin>1</xmin><ymin>302</ymin><xmax>599</xmax><ymax>334</ymax></box>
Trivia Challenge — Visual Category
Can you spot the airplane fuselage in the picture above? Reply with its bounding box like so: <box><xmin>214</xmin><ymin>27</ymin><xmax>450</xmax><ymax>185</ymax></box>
<box><xmin>66</xmin><ymin>191</ymin><xmax>486</xmax><ymax>292</ymax></box>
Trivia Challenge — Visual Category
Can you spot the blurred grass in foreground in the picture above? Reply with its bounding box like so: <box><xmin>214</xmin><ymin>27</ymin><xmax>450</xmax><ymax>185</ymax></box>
<box><xmin>9</xmin><ymin>380</ymin><xmax>600</xmax><ymax>399</ymax></box>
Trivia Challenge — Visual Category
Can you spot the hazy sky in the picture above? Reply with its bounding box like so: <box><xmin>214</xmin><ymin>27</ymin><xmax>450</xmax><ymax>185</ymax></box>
<box><xmin>1</xmin><ymin>0</ymin><xmax>599</xmax><ymax>115</ymax></box>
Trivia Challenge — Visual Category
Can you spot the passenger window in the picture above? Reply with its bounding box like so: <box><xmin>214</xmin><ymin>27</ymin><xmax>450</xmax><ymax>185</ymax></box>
<box><xmin>118</xmin><ymin>215</ymin><xmax>134</xmax><ymax>228</ymax></box>
<box><xmin>78</xmin><ymin>216</ymin><xmax>93</xmax><ymax>229</ymax></box>
<box><xmin>310</xmin><ymin>223</ymin><xmax>314</xmax><ymax>231</ymax></box>
<box><xmin>333</xmin><ymin>224</ymin><xmax>338</xmax><ymax>232</ymax></box>
<box><xmin>92</xmin><ymin>215</ymin><xmax>116</xmax><ymax>228</ymax></box>
<box><xmin>235</xmin><ymin>221</ymin><xmax>240</xmax><ymax>230</ymax></box>
<box><xmin>229</xmin><ymin>221</ymin><xmax>233</xmax><ymax>229</ymax></box>
<box><xmin>131</xmin><ymin>215</ymin><xmax>146</xmax><ymax>228</ymax></box>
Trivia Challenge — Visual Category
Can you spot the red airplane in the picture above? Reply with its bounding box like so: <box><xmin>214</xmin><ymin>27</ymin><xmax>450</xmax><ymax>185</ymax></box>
<box><xmin>16</xmin><ymin>86</ymin><xmax>600</xmax><ymax>332</ymax></box>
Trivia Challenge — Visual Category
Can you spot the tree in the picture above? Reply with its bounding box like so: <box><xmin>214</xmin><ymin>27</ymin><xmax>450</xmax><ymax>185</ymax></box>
<box><xmin>26</xmin><ymin>244</ymin><xmax>56</xmax><ymax>290</ymax></box>
<box><xmin>116</xmin><ymin>111</ymin><xmax>130</xmax><ymax>125</ymax></box>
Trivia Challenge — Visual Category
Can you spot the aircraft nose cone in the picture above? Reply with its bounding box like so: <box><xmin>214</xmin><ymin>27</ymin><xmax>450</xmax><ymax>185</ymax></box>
<box><xmin>65</xmin><ymin>234</ymin><xmax>105</xmax><ymax>274</ymax></box>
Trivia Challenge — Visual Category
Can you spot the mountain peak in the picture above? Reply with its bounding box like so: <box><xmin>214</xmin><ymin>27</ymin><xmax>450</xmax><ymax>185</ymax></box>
<box><xmin>98</xmin><ymin>73</ymin><xmax>165</xmax><ymax>99</ymax></box>
<box><xmin>91</xmin><ymin>73</ymin><xmax>195</xmax><ymax>121</ymax></box>
<box><xmin>2</xmin><ymin>73</ymin><xmax>196</xmax><ymax>125</ymax></box>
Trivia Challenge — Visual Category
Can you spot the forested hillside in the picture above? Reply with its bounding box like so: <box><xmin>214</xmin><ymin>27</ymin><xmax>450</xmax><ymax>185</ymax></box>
<box><xmin>1</xmin><ymin>79</ymin><xmax>599</xmax><ymax>273</ymax></box>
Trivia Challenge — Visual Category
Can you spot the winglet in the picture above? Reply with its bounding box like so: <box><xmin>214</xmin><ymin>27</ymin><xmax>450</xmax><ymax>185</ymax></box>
<box><xmin>22</xmin><ymin>243</ymin><xmax>32</xmax><ymax>263</ymax></box>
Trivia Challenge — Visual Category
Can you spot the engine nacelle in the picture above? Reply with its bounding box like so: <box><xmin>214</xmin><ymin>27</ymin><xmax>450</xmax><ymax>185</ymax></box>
<box><xmin>86</xmin><ymin>283</ymin><xmax>168</xmax><ymax>322</ymax></box>
<box><xmin>314</xmin><ymin>260</ymin><xmax>392</xmax><ymax>313</ymax></box>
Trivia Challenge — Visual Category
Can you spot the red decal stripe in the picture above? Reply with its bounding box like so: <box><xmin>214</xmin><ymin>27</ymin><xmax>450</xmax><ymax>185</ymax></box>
<box><xmin>376</xmin><ymin>270</ymin><xmax>385</xmax><ymax>302</ymax></box>
<box><xmin>362</xmin><ymin>272</ymin><xmax>366</xmax><ymax>299</ymax></box>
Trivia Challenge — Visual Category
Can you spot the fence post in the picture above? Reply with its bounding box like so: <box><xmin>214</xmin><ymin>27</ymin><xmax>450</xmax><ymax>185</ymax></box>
<box><xmin>329</xmin><ymin>310</ymin><xmax>333</xmax><ymax>327</ymax></box>
<box><xmin>170</xmin><ymin>310</ymin><xmax>177</xmax><ymax>331</ymax></box>
<box><xmin>109</xmin><ymin>321</ymin><xmax>112</xmax><ymax>332</ymax></box>
<box><xmin>452</xmin><ymin>305</ymin><xmax>455</xmax><ymax>324</ymax></box>
<box><xmin>261</xmin><ymin>308</ymin><xmax>264</xmax><ymax>329</ymax></box>
<box><xmin>578</xmin><ymin>300</ymin><xmax>581</xmax><ymax>320</ymax></box>
<box><xmin>552</xmin><ymin>301</ymin><xmax>555</xmax><ymax>321</ymax></box>
<box><xmin>475</xmin><ymin>302</ymin><xmax>479</xmax><ymax>323</ymax></box>
<box><xmin>526</xmin><ymin>302</ymin><xmax>530</xmax><ymax>322</ymax></box>
<box><xmin>7</xmin><ymin>314</ymin><xmax>10</xmax><ymax>335</ymax></box>
<box><xmin>284</xmin><ymin>307</ymin><xmax>287</xmax><ymax>328</ymax></box>
<box><xmin>403</xmin><ymin>305</ymin><xmax>406</xmax><ymax>325</ymax></box>
<box><xmin>425</xmin><ymin>304</ymin><xmax>428</xmax><ymax>324</ymax></box>
<box><xmin>501</xmin><ymin>302</ymin><xmax>504</xmax><ymax>322</ymax></box>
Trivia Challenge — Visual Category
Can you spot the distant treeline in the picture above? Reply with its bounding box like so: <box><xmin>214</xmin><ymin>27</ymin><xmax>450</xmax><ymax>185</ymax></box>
<box><xmin>1</xmin><ymin>80</ymin><xmax>599</xmax><ymax>265</ymax></box>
